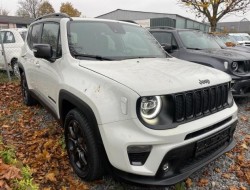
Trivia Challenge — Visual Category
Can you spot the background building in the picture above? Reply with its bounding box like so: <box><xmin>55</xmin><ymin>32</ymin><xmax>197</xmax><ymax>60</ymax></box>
<box><xmin>0</xmin><ymin>15</ymin><xmax>34</xmax><ymax>29</ymax></box>
<box><xmin>217</xmin><ymin>18</ymin><xmax>250</xmax><ymax>33</ymax></box>
<box><xmin>96</xmin><ymin>9</ymin><xmax>210</xmax><ymax>32</ymax></box>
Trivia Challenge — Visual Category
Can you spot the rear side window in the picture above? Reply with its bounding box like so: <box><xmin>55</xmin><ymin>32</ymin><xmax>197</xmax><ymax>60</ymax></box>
<box><xmin>28</xmin><ymin>24</ymin><xmax>42</xmax><ymax>48</ymax></box>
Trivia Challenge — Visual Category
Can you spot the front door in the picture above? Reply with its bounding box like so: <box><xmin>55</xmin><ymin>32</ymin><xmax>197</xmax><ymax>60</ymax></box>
<box><xmin>35</xmin><ymin>22</ymin><xmax>62</xmax><ymax>112</ymax></box>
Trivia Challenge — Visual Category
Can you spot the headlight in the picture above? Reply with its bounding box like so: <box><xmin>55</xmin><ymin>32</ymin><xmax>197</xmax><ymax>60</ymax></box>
<box><xmin>140</xmin><ymin>96</ymin><xmax>162</xmax><ymax>119</ymax></box>
<box><xmin>231</xmin><ymin>62</ymin><xmax>238</xmax><ymax>72</ymax></box>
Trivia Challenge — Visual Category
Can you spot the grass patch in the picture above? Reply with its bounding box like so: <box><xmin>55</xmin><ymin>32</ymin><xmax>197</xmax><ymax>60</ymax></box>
<box><xmin>0</xmin><ymin>136</ymin><xmax>39</xmax><ymax>190</ymax></box>
<box><xmin>0</xmin><ymin>71</ymin><xmax>18</xmax><ymax>83</ymax></box>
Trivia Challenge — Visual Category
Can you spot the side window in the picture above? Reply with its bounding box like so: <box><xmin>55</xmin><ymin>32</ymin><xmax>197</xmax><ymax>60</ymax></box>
<box><xmin>29</xmin><ymin>24</ymin><xmax>42</xmax><ymax>49</ymax></box>
<box><xmin>0</xmin><ymin>31</ymin><xmax>15</xmax><ymax>44</ymax></box>
<box><xmin>4</xmin><ymin>32</ymin><xmax>15</xmax><ymax>43</ymax></box>
<box><xmin>41</xmin><ymin>23</ymin><xmax>61</xmax><ymax>58</ymax></box>
<box><xmin>152</xmin><ymin>32</ymin><xmax>178</xmax><ymax>49</ymax></box>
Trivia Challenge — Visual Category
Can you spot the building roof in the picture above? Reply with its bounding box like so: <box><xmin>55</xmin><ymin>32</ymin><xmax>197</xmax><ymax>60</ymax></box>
<box><xmin>0</xmin><ymin>15</ymin><xmax>34</xmax><ymax>24</ymax></box>
<box><xmin>96</xmin><ymin>9</ymin><xmax>205</xmax><ymax>25</ymax></box>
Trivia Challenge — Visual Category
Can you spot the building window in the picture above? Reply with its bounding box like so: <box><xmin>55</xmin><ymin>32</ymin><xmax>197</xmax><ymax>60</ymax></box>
<box><xmin>231</xmin><ymin>25</ymin><xmax>235</xmax><ymax>31</ymax></box>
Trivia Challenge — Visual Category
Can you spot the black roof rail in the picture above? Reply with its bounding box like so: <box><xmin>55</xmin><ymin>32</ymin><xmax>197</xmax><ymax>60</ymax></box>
<box><xmin>35</xmin><ymin>13</ymin><xmax>73</xmax><ymax>21</ymax></box>
<box><xmin>148</xmin><ymin>26</ymin><xmax>175</xmax><ymax>30</ymax></box>
<box><xmin>119</xmin><ymin>20</ymin><xmax>138</xmax><ymax>24</ymax></box>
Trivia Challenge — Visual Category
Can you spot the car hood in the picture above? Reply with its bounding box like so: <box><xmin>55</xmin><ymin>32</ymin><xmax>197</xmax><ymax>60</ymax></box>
<box><xmin>225</xmin><ymin>46</ymin><xmax>250</xmax><ymax>53</ymax></box>
<box><xmin>79</xmin><ymin>58</ymin><xmax>231</xmax><ymax>96</ymax></box>
<box><xmin>188</xmin><ymin>48</ymin><xmax>250</xmax><ymax>61</ymax></box>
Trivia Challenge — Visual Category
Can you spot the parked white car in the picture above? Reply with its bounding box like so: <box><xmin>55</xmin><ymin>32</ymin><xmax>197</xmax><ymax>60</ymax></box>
<box><xmin>19</xmin><ymin>13</ymin><xmax>238</xmax><ymax>185</ymax></box>
<box><xmin>229</xmin><ymin>33</ymin><xmax>250</xmax><ymax>46</ymax></box>
<box><xmin>0</xmin><ymin>28</ymin><xmax>27</xmax><ymax>77</ymax></box>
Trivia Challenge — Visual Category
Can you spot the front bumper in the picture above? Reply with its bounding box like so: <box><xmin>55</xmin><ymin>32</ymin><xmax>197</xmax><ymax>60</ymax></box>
<box><xmin>231</xmin><ymin>78</ymin><xmax>250</xmax><ymax>97</ymax></box>
<box><xmin>99</xmin><ymin>102</ymin><xmax>238</xmax><ymax>186</ymax></box>
<box><xmin>112</xmin><ymin>123</ymin><xmax>236</xmax><ymax>186</ymax></box>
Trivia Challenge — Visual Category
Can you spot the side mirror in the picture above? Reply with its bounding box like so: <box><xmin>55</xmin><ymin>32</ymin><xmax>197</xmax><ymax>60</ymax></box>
<box><xmin>33</xmin><ymin>44</ymin><xmax>53</xmax><ymax>60</ymax></box>
<box><xmin>161</xmin><ymin>43</ymin><xmax>173</xmax><ymax>53</ymax></box>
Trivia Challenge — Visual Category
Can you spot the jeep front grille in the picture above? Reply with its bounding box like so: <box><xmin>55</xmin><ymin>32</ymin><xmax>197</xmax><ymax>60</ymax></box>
<box><xmin>174</xmin><ymin>83</ymin><xmax>229</xmax><ymax>122</ymax></box>
<box><xmin>244</xmin><ymin>60</ymin><xmax>250</xmax><ymax>72</ymax></box>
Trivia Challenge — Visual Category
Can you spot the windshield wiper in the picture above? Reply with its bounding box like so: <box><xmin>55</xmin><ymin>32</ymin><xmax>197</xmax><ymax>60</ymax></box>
<box><xmin>186</xmin><ymin>47</ymin><xmax>203</xmax><ymax>50</ymax></box>
<box><xmin>123</xmin><ymin>56</ymin><xmax>161</xmax><ymax>60</ymax></box>
<box><xmin>73</xmin><ymin>53</ymin><xmax>113</xmax><ymax>61</ymax></box>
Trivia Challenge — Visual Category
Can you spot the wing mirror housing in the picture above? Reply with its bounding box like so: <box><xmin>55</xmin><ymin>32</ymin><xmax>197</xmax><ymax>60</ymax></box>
<box><xmin>161</xmin><ymin>43</ymin><xmax>173</xmax><ymax>53</ymax></box>
<box><xmin>33</xmin><ymin>44</ymin><xmax>53</xmax><ymax>60</ymax></box>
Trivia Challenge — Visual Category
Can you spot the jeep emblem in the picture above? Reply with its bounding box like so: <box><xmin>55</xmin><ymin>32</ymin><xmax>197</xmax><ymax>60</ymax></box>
<box><xmin>199</xmin><ymin>79</ymin><xmax>210</xmax><ymax>85</ymax></box>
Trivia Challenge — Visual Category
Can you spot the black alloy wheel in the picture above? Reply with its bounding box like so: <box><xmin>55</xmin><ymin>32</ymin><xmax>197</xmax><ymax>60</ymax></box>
<box><xmin>65</xmin><ymin>109</ymin><xmax>104</xmax><ymax>180</ymax></box>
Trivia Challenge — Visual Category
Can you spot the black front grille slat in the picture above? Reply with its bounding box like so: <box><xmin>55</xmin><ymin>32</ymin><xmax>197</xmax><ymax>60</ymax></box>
<box><xmin>210</xmin><ymin>88</ymin><xmax>216</xmax><ymax>111</ymax></box>
<box><xmin>185</xmin><ymin>93</ymin><xmax>194</xmax><ymax>119</ymax></box>
<box><xmin>203</xmin><ymin>89</ymin><xmax>209</xmax><ymax>113</ymax></box>
<box><xmin>244</xmin><ymin>60</ymin><xmax>250</xmax><ymax>72</ymax></box>
<box><xmin>174</xmin><ymin>83</ymin><xmax>229</xmax><ymax>123</ymax></box>
<box><xmin>223</xmin><ymin>84</ymin><xmax>228</xmax><ymax>106</ymax></box>
<box><xmin>194</xmin><ymin>91</ymin><xmax>202</xmax><ymax>116</ymax></box>
<box><xmin>216</xmin><ymin>86</ymin><xmax>222</xmax><ymax>109</ymax></box>
<box><xmin>175</xmin><ymin>95</ymin><xmax>185</xmax><ymax>122</ymax></box>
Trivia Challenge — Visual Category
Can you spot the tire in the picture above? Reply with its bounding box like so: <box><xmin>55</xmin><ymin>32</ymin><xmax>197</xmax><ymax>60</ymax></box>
<box><xmin>64</xmin><ymin>109</ymin><xmax>104</xmax><ymax>181</ymax></box>
<box><xmin>20</xmin><ymin>72</ymin><xmax>36</xmax><ymax>106</ymax></box>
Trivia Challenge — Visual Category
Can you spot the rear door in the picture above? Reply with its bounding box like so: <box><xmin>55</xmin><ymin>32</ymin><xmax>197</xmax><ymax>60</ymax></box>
<box><xmin>0</xmin><ymin>31</ymin><xmax>6</xmax><ymax>68</ymax></box>
<box><xmin>0</xmin><ymin>31</ymin><xmax>16</xmax><ymax>68</ymax></box>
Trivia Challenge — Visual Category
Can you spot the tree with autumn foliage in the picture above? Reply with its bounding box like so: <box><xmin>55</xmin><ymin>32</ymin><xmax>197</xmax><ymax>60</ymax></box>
<box><xmin>37</xmin><ymin>0</ymin><xmax>55</xmax><ymax>17</ymax></box>
<box><xmin>60</xmin><ymin>2</ymin><xmax>81</xmax><ymax>17</ymax></box>
<box><xmin>179</xmin><ymin>0</ymin><xmax>250</xmax><ymax>32</ymax></box>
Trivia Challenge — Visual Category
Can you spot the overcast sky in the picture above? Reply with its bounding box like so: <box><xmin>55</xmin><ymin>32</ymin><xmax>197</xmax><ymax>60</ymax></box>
<box><xmin>2</xmin><ymin>0</ymin><xmax>250</xmax><ymax>22</ymax></box>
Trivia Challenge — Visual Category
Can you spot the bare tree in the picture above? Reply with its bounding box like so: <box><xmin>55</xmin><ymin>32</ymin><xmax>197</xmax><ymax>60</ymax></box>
<box><xmin>179</xmin><ymin>0</ymin><xmax>250</xmax><ymax>32</ymax></box>
<box><xmin>0</xmin><ymin>9</ymin><xmax>10</xmax><ymax>15</ymax></box>
<box><xmin>16</xmin><ymin>8</ymin><xmax>30</xmax><ymax>17</ymax></box>
<box><xmin>17</xmin><ymin>0</ymin><xmax>42</xmax><ymax>18</ymax></box>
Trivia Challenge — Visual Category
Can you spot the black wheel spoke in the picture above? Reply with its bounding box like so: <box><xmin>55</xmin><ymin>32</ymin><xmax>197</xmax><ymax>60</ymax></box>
<box><xmin>67</xmin><ymin>119</ymin><xmax>88</xmax><ymax>171</ymax></box>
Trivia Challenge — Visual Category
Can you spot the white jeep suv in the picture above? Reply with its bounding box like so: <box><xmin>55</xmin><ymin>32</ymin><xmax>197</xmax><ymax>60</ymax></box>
<box><xmin>19</xmin><ymin>13</ymin><xmax>238</xmax><ymax>185</ymax></box>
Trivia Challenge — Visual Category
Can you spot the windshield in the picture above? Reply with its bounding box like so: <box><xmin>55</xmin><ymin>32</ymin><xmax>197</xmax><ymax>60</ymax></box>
<box><xmin>218</xmin><ymin>35</ymin><xmax>236</xmax><ymax>43</ymax></box>
<box><xmin>230</xmin><ymin>35</ymin><xmax>250</xmax><ymax>41</ymax></box>
<box><xmin>178</xmin><ymin>30</ymin><xmax>221</xmax><ymax>49</ymax></box>
<box><xmin>67</xmin><ymin>21</ymin><xmax>167</xmax><ymax>60</ymax></box>
<box><xmin>212</xmin><ymin>36</ymin><xmax>227</xmax><ymax>48</ymax></box>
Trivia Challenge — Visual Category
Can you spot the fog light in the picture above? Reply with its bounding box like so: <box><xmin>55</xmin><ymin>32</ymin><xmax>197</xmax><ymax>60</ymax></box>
<box><xmin>162</xmin><ymin>162</ymin><xmax>169</xmax><ymax>171</ymax></box>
